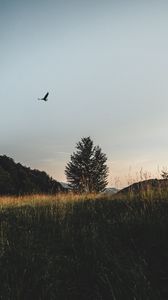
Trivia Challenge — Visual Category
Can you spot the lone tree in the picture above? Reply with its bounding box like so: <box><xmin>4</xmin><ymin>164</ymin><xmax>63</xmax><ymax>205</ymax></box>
<box><xmin>65</xmin><ymin>137</ymin><xmax>108</xmax><ymax>192</ymax></box>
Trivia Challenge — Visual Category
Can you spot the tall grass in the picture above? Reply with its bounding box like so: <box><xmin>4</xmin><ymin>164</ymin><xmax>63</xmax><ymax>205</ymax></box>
<box><xmin>0</xmin><ymin>192</ymin><xmax>99</xmax><ymax>208</ymax></box>
<box><xmin>1</xmin><ymin>193</ymin><xmax>168</xmax><ymax>299</ymax></box>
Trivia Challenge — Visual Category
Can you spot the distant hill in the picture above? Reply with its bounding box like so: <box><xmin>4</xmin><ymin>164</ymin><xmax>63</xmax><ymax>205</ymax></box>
<box><xmin>0</xmin><ymin>155</ymin><xmax>65</xmax><ymax>195</ymax></box>
<box><xmin>102</xmin><ymin>187</ymin><xmax>119</xmax><ymax>195</ymax></box>
<box><xmin>60</xmin><ymin>182</ymin><xmax>71</xmax><ymax>190</ymax></box>
<box><xmin>117</xmin><ymin>178</ymin><xmax>168</xmax><ymax>197</ymax></box>
<box><xmin>59</xmin><ymin>183</ymin><xmax>119</xmax><ymax>194</ymax></box>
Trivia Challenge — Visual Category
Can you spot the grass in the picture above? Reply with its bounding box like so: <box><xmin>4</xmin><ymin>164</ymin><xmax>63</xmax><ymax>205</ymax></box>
<box><xmin>1</xmin><ymin>192</ymin><xmax>168</xmax><ymax>299</ymax></box>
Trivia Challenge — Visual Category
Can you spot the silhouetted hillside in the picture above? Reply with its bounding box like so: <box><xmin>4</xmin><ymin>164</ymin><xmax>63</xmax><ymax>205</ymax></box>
<box><xmin>117</xmin><ymin>178</ymin><xmax>168</xmax><ymax>196</ymax></box>
<box><xmin>0</xmin><ymin>155</ymin><xmax>64</xmax><ymax>195</ymax></box>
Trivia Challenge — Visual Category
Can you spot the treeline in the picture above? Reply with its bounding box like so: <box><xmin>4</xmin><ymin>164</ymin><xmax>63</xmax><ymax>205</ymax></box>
<box><xmin>0</xmin><ymin>155</ymin><xmax>64</xmax><ymax>195</ymax></box>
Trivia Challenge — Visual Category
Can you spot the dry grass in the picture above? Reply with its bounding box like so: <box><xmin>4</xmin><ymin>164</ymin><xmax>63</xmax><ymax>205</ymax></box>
<box><xmin>1</xmin><ymin>190</ymin><xmax>168</xmax><ymax>299</ymax></box>
<box><xmin>0</xmin><ymin>192</ymin><xmax>101</xmax><ymax>208</ymax></box>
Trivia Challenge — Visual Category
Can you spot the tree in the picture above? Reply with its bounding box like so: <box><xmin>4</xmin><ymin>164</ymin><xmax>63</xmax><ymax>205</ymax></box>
<box><xmin>65</xmin><ymin>137</ymin><xmax>108</xmax><ymax>192</ymax></box>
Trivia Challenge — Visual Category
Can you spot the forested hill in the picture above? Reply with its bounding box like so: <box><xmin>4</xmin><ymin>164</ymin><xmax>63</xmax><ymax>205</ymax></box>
<box><xmin>0</xmin><ymin>155</ymin><xmax>65</xmax><ymax>195</ymax></box>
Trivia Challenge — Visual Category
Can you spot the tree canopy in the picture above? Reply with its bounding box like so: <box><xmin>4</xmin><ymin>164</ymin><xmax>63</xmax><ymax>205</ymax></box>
<box><xmin>65</xmin><ymin>137</ymin><xmax>108</xmax><ymax>192</ymax></box>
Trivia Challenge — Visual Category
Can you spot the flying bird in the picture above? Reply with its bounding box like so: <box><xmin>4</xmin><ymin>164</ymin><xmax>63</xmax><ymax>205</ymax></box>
<box><xmin>38</xmin><ymin>92</ymin><xmax>49</xmax><ymax>101</ymax></box>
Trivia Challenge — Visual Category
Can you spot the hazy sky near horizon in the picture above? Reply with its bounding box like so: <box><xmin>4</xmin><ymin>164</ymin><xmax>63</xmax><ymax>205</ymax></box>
<box><xmin>1</xmin><ymin>0</ymin><xmax>168</xmax><ymax>187</ymax></box>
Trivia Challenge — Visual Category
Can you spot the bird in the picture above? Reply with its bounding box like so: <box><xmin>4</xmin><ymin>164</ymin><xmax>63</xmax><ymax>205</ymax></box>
<box><xmin>38</xmin><ymin>92</ymin><xmax>49</xmax><ymax>101</ymax></box>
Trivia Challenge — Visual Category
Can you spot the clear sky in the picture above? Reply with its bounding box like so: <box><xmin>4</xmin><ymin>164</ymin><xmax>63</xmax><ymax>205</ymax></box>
<box><xmin>1</xmin><ymin>0</ymin><xmax>168</xmax><ymax>188</ymax></box>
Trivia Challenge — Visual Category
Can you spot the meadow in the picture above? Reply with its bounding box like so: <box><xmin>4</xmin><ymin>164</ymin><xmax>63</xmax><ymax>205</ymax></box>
<box><xmin>1</xmin><ymin>192</ymin><xmax>168</xmax><ymax>299</ymax></box>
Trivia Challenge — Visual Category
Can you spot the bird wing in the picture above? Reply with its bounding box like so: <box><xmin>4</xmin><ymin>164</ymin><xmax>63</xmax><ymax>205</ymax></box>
<box><xmin>43</xmin><ymin>92</ymin><xmax>49</xmax><ymax>100</ymax></box>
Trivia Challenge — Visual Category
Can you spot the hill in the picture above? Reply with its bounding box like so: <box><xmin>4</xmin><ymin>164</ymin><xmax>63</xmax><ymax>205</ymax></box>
<box><xmin>102</xmin><ymin>187</ymin><xmax>119</xmax><ymax>195</ymax></box>
<box><xmin>60</xmin><ymin>182</ymin><xmax>71</xmax><ymax>190</ymax></box>
<box><xmin>0</xmin><ymin>155</ymin><xmax>65</xmax><ymax>195</ymax></box>
<box><xmin>117</xmin><ymin>178</ymin><xmax>168</xmax><ymax>197</ymax></box>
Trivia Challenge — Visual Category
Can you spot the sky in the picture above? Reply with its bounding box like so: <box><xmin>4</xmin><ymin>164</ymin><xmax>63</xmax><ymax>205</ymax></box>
<box><xmin>1</xmin><ymin>0</ymin><xmax>168</xmax><ymax>188</ymax></box>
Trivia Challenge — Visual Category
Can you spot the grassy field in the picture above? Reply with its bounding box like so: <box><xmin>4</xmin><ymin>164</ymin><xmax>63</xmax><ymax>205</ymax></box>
<box><xmin>1</xmin><ymin>193</ymin><xmax>168</xmax><ymax>299</ymax></box>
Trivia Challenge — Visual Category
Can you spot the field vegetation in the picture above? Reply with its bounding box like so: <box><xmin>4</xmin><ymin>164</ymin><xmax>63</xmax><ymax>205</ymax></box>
<box><xmin>1</xmin><ymin>191</ymin><xmax>168</xmax><ymax>299</ymax></box>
